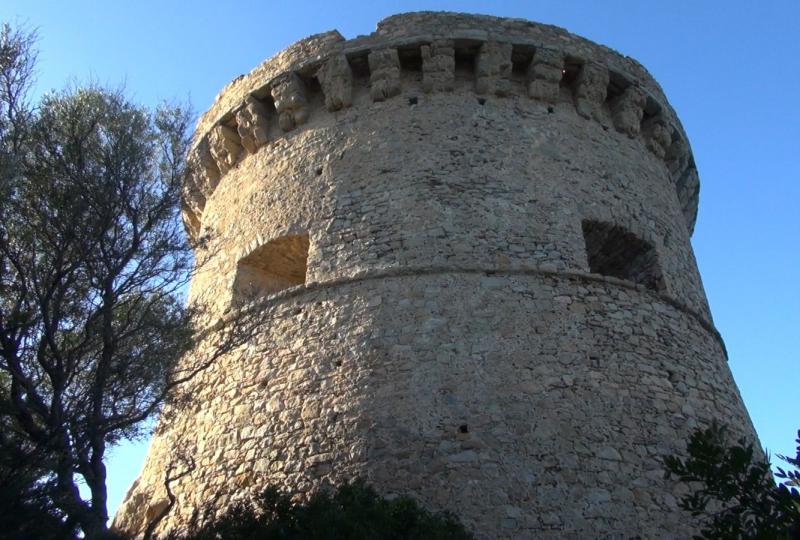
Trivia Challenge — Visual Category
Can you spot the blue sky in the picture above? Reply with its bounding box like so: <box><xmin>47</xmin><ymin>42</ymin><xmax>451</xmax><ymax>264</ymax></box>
<box><xmin>2</xmin><ymin>0</ymin><xmax>798</xmax><ymax>518</ymax></box>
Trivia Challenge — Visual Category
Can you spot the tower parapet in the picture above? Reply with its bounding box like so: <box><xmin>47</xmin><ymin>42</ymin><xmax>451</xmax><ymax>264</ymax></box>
<box><xmin>116</xmin><ymin>13</ymin><xmax>755</xmax><ymax>539</ymax></box>
<box><xmin>181</xmin><ymin>12</ymin><xmax>699</xmax><ymax>244</ymax></box>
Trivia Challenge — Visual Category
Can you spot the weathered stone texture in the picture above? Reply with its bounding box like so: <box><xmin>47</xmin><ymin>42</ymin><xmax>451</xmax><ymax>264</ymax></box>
<box><xmin>207</xmin><ymin>124</ymin><xmax>241</xmax><ymax>175</ymax></box>
<box><xmin>235</xmin><ymin>97</ymin><xmax>270</xmax><ymax>154</ymax></box>
<box><xmin>527</xmin><ymin>48</ymin><xmax>563</xmax><ymax>103</ymax></box>
<box><xmin>612</xmin><ymin>85</ymin><xmax>647</xmax><ymax>137</ymax></box>
<box><xmin>421</xmin><ymin>39</ymin><xmax>455</xmax><ymax>93</ymax></box>
<box><xmin>475</xmin><ymin>41</ymin><xmax>512</xmax><ymax>96</ymax></box>
<box><xmin>644</xmin><ymin>115</ymin><xmax>673</xmax><ymax>159</ymax></box>
<box><xmin>574</xmin><ymin>62</ymin><xmax>610</xmax><ymax>122</ymax></box>
<box><xmin>271</xmin><ymin>72</ymin><xmax>310</xmax><ymax>131</ymax></box>
<box><xmin>316</xmin><ymin>54</ymin><xmax>353</xmax><ymax>111</ymax></box>
<box><xmin>368</xmin><ymin>48</ymin><xmax>401</xmax><ymax>102</ymax></box>
<box><xmin>115</xmin><ymin>12</ymin><xmax>756</xmax><ymax>540</ymax></box>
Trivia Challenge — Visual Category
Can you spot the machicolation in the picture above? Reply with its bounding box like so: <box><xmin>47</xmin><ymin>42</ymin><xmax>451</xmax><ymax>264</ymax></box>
<box><xmin>115</xmin><ymin>12</ymin><xmax>757</xmax><ymax>539</ymax></box>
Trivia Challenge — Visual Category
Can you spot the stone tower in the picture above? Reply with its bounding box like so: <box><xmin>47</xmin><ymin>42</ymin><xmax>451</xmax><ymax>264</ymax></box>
<box><xmin>115</xmin><ymin>12</ymin><xmax>756</xmax><ymax>539</ymax></box>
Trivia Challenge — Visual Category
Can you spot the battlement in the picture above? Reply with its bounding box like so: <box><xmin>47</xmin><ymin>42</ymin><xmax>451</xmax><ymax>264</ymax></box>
<box><xmin>181</xmin><ymin>12</ymin><xmax>698</xmax><ymax>242</ymax></box>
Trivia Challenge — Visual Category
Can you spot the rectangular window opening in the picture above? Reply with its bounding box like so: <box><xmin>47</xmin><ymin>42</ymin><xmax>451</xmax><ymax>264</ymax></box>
<box><xmin>510</xmin><ymin>44</ymin><xmax>533</xmax><ymax>82</ymax></box>
<box><xmin>233</xmin><ymin>233</ymin><xmax>309</xmax><ymax>303</ymax></box>
<box><xmin>454</xmin><ymin>46</ymin><xmax>478</xmax><ymax>80</ymax></box>
<box><xmin>581</xmin><ymin>220</ymin><xmax>664</xmax><ymax>291</ymax></box>
<box><xmin>560</xmin><ymin>60</ymin><xmax>582</xmax><ymax>90</ymax></box>
<box><xmin>398</xmin><ymin>46</ymin><xmax>423</xmax><ymax>72</ymax></box>
<box><xmin>348</xmin><ymin>53</ymin><xmax>371</xmax><ymax>81</ymax></box>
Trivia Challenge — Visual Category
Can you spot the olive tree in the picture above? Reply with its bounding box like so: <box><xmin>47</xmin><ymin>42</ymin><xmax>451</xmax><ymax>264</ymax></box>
<box><xmin>0</xmin><ymin>24</ymin><xmax>255</xmax><ymax>539</ymax></box>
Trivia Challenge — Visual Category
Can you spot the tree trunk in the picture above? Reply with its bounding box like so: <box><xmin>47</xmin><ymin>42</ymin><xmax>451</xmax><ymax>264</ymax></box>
<box><xmin>81</xmin><ymin>513</ymin><xmax>111</xmax><ymax>540</ymax></box>
<box><xmin>86</xmin><ymin>448</ymin><xmax>110</xmax><ymax>538</ymax></box>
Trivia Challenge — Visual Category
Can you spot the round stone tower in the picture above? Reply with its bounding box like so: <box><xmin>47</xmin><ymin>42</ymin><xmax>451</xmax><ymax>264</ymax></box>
<box><xmin>115</xmin><ymin>12</ymin><xmax>757</xmax><ymax>539</ymax></box>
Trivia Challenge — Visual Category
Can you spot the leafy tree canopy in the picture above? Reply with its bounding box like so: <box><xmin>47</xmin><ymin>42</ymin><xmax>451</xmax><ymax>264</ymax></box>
<box><xmin>0</xmin><ymin>20</ymin><xmax>264</xmax><ymax>539</ymax></box>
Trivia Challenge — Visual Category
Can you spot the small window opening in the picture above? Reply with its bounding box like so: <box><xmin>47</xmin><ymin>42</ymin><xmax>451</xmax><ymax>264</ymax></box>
<box><xmin>581</xmin><ymin>220</ymin><xmax>663</xmax><ymax>291</ymax></box>
<box><xmin>398</xmin><ymin>46</ymin><xmax>423</xmax><ymax>72</ymax></box>
<box><xmin>510</xmin><ymin>45</ymin><xmax>533</xmax><ymax>82</ymax></box>
<box><xmin>298</xmin><ymin>74</ymin><xmax>323</xmax><ymax>109</ymax></box>
<box><xmin>233</xmin><ymin>233</ymin><xmax>309</xmax><ymax>303</ymax></box>
<box><xmin>454</xmin><ymin>47</ymin><xmax>477</xmax><ymax>80</ymax></box>
<box><xmin>348</xmin><ymin>54</ymin><xmax>371</xmax><ymax>80</ymax></box>
<box><xmin>458</xmin><ymin>424</ymin><xmax>469</xmax><ymax>434</ymax></box>
<box><xmin>560</xmin><ymin>61</ymin><xmax>581</xmax><ymax>90</ymax></box>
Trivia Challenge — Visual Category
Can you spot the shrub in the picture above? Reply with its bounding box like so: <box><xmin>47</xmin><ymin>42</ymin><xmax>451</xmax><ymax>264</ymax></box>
<box><xmin>664</xmin><ymin>422</ymin><xmax>800</xmax><ymax>539</ymax></box>
<box><xmin>170</xmin><ymin>479</ymin><xmax>473</xmax><ymax>540</ymax></box>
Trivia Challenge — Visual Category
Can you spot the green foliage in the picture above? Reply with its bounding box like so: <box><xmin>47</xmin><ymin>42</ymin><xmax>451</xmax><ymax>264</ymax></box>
<box><xmin>776</xmin><ymin>431</ymin><xmax>800</xmax><ymax>490</ymax></box>
<box><xmin>0</xmin><ymin>460</ymin><xmax>74</xmax><ymax>540</ymax></box>
<box><xmin>172</xmin><ymin>479</ymin><xmax>474</xmax><ymax>540</ymax></box>
<box><xmin>0</xmin><ymin>21</ymin><xmax>207</xmax><ymax>539</ymax></box>
<box><xmin>0</xmin><ymin>21</ymin><xmax>265</xmax><ymax>538</ymax></box>
<box><xmin>664</xmin><ymin>422</ymin><xmax>800</xmax><ymax>539</ymax></box>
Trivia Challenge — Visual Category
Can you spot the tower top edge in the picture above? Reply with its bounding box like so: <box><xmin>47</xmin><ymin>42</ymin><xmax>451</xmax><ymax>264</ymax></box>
<box><xmin>182</xmin><ymin>12</ymin><xmax>700</xmax><ymax>241</ymax></box>
<box><xmin>194</xmin><ymin>11</ymin><xmax>675</xmax><ymax>138</ymax></box>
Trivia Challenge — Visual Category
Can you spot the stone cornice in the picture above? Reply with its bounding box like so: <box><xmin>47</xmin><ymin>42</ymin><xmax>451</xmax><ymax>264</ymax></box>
<box><xmin>182</xmin><ymin>12</ymin><xmax>699</xmax><ymax>242</ymax></box>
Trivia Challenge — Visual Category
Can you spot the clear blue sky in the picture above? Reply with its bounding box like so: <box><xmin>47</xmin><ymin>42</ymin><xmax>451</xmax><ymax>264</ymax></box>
<box><xmin>3</xmin><ymin>0</ymin><xmax>798</xmax><ymax>519</ymax></box>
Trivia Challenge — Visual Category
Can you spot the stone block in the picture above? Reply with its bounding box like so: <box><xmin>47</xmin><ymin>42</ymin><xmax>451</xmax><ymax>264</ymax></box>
<box><xmin>611</xmin><ymin>85</ymin><xmax>646</xmax><ymax>138</ymax></box>
<box><xmin>475</xmin><ymin>41</ymin><xmax>512</xmax><ymax>96</ymax></box>
<box><xmin>527</xmin><ymin>48</ymin><xmax>564</xmax><ymax>103</ymax></box>
<box><xmin>422</xmin><ymin>39</ymin><xmax>455</xmax><ymax>93</ymax></box>
<box><xmin>236</xmin><ymin>96</ymin><xmax>270</xmax><ymax>154</ymax></box>
<box><xmin>368</xmin><ymin>48</ymin><xmax>401</xmax><ymax>101</ymax></box>
<box><xmin>208</xmin><ymin>124</ymin><xmax>242</xmax><ymax>175</ymax></box>
<box><xmin>317</xmin><ymin>53</ymin><xmax>353</xmax><ymax>111</ymax></box>
<box><xmin>574</xmin><ymin>62</ymin><xmax>609</xmax><ymax>121</ymax></box>
<box><xmin>271</xmin><ymin>72</ymin><xmax>309</xmax><ymax>131</ymax></box>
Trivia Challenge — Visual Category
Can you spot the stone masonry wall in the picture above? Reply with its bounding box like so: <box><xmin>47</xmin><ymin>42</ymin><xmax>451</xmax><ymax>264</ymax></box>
<box><xmin>114</xmin><ymin>12</ymin><xmax>756</xmax><ymax>540</ymax></box>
